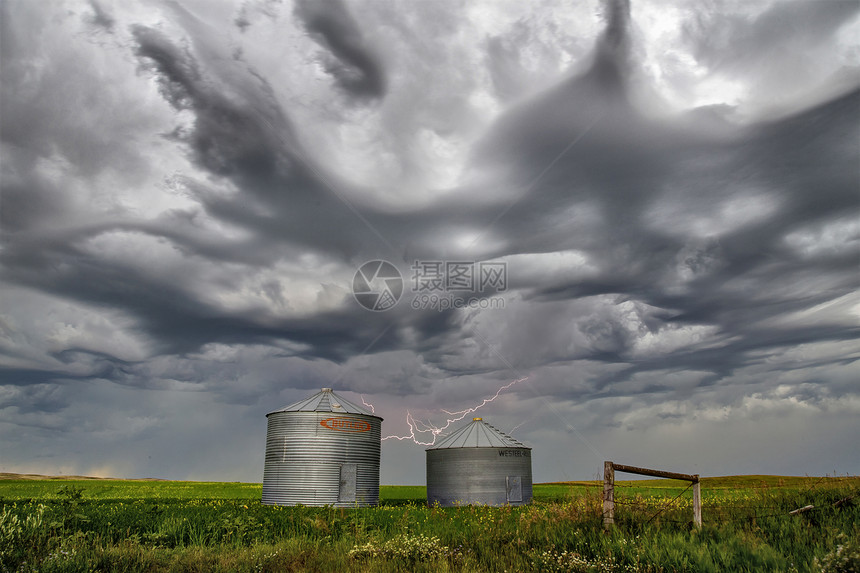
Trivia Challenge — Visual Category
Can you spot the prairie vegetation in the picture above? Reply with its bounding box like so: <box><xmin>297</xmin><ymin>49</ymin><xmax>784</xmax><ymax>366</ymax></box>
<box><xmin>1</xmin><ymin>475</ymin><xmax>857</xmax><ymax>572</ymax></box>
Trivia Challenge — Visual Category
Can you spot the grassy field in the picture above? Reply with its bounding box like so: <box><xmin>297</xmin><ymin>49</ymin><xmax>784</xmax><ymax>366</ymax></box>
<box><xmin>1</xmin><ymin>474</ymin><xmax>857</xmax><ymax>572</ymax></box>
<box><xmin>0</xmin><ymin>475</ymin><xmax>814</xmax><ymax>501</ymax></box>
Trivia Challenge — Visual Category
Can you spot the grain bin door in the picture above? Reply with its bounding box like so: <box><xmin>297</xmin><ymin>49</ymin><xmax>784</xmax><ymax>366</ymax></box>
<box><xmin>339</xmin><ymin>464</ymin><xmax>357</xmax><ymax>502</ymax></box>
<box><xmin>506</xmin><ymin>476</ymin><xmax>522</xmax><ymax>503</ymax></box>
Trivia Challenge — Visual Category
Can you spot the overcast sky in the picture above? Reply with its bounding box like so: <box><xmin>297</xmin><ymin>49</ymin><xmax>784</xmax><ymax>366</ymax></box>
<box><xmin>1</xmin><ymin>0</ymin><xmax>859</xmax><ymax>485</ymax></box>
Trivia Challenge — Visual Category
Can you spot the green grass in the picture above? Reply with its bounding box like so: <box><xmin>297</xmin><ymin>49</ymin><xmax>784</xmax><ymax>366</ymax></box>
<box><xmin>380</xmin><ymin>485</ymin><xmax>426</xmax><ymax>504</ymax></box>
<box><xmin>0</xmin><ymin>479</ymin><xmax>261</xmax><ymax>501</ymax></box>
<box><xmin>4</xmin><ymin>475</ymin><xmax>826</xmax><ymax>503</ymax></box>
<box><xmin>1</xmin><ymin>475</ymin><xmax>857</xmax><ymax>572</ymax></box>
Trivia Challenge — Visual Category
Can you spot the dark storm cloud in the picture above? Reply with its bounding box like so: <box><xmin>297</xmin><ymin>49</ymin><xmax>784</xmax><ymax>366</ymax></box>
<box><xmin>233</xmin><ymin>0</ymin><xmax>283</xmax><ymax>32</ymax></box>
<box><xmin>294</xmin><ymin>0</ymin><xmax>386</xmax><ymax>99</ymax></box>
<box><xmin>0</xmin><ymin>158</ymin><xmax>72</xmax><ymax>233</ymax></box>
<box><xmin>1</xmin><ymin>6</ymin><xmax>469</xmax><ymax>358</ymax></box>
<box><xmin>482</xmin><ymin>85</ymin><xmax>860</xmax><ymax>378</ymax></box>
<box><xmin>686</xmin><ymin>0</ymin><xmax>860</xmax><ymax>71</ymax></box>
<box><xmin>486</xmin><ymin>35</ymin><xmax>527</xmax><ymax>102</ymax></box>
<box><xmin>1</xmin><ymin>0</ymin><xmax>858</xmax><ymax>481</ymax></box>
<box><xmin>86</xmin><ymin>0</ymin><xmax>115</xmax><ymax>31</ymax></box>
<box><xmin>4</xmin><ymin>0</ymin><xmax>858</xmax><ymax>376</ymax></box>
<box><xmin>132</xmin><ymin>23</ymin><xmax>295</xmax><ymax>179</ymax></box>
<box><xmin>461</xmin><ymin>0</ymin><xmax>859</xmax><ymax>381</ymax></box>
<box><xmin>682</xmin><ymin>0</ymin><xmax>860</xmax><ymax>101</ymax></box>
<box><xmin>0</xmin><ymin>224</ymin><xmax>412</xmax><ymax>362</ymax></box>
<box><xmin>127</xmin><ymin>13</ymin><xmax>399</xmax><ymax>260</ymax></box>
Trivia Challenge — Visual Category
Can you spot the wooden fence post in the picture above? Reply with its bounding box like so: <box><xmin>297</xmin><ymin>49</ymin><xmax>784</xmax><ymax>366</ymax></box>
<box><xmin>605</xmin><ymin>462</ymin><xmax>702</xmax><ymax>528</ymax></box>
<box><xmin>692</xmin><ymin>476</ymin><xmax>701</xmax><ymax>529</ymax></box>
<box><xmin>603</xmin><ymin>461</ymin><xmax>615</xmax><ymax>530</ymax></box>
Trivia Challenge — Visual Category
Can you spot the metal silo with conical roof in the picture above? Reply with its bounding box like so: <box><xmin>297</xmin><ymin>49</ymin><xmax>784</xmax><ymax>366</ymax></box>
<box><xmin>426</xmin><ymin>417</ymin><xmax>532</xmax><ymax>507</ymax></box>
<box><xmin>262</xmin><ymin>388</ymin><xmax>382</xmax><ymax>507</ymax></box>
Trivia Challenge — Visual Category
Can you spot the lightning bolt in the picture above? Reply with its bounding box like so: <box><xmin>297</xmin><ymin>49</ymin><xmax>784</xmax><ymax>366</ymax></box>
<box><xmin>360</xmin><ymin>394</ymin><xmax>375</xmax><ymax>414</ymax></box>
<box><xmin>509</xmin><ymin>420</ymin><xmax>527</xmax><ymax>434</ymax></box>
<box><xmin>380</xmin><ymin>376</ymin><xmax>529</xmax><ymax>445</ymax></box>
<box><xmin>507</xmin><ymin>410</ymin><xmax>543</xmax><ymax>435</ymax></box>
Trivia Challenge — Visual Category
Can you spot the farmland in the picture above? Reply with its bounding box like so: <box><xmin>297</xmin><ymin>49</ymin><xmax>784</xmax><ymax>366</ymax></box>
<box><xmin>1</xmin><ymin>475</ymin><xmax>857</xmax><ymax>572</ymax></box>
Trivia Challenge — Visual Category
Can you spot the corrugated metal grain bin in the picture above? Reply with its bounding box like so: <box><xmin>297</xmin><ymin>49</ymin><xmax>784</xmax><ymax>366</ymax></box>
<box><xmin>426</xmin><ymin>417</ymin><xmax>532</xmax><ymax>507</ymax></box>
<box><xmin>262</xmin><ymin>388</ymin><xmax>382</xmax><ymax>507</ymax></box>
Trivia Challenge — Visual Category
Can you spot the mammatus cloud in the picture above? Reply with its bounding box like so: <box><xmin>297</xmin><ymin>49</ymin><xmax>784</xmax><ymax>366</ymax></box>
<box><xmin>293</xmin><ymin>0</ymin><xmax>387</xmax><ymax>99</ymax></box>
<box><xmin>1</xmin><ymin>0</ymin><xmax>858</xmax><ymax>483</ymax></box>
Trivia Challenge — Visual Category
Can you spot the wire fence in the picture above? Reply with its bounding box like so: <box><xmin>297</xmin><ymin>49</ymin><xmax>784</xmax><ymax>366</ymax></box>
<box><xmin>602</xmin><ymin>474</ymin><xmax>858</xmax><ymax>527</ymax></box>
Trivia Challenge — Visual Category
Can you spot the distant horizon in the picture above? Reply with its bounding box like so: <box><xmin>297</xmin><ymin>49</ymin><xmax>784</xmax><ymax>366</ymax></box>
<box><xmin>3</xmin><ymin>471</ymin><xmax>857</xmax><ymax>486</ymax></box>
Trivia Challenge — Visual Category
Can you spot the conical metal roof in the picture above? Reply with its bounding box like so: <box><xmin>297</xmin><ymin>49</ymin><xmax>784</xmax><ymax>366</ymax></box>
<box><xmin>267</xmin><ymin>388</ymin><xmax>380</xmax><ymax>418</ymax></box>
<box><xmin>427</xmin><ymin>417</ymin><xmax>527</xmax><ymax>449</ymax></box>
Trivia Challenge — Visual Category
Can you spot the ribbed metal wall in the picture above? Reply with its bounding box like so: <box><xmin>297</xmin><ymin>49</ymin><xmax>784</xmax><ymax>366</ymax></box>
<box><xmin>262</xmin><ymin>409</ymin><xmax>382</xmax><ymax>507</ymax></box>
<box><xmin>426</xmin><ymin>447</ymin><xmax>533</xmax><ymax>506</ymax></box>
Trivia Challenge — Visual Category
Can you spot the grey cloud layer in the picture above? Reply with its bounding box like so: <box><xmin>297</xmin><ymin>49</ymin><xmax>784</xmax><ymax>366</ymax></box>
<box><xmin>1</xmin><ymin>0</ymin><xmax>858</xmax><ymax>481</ymax></box>
<box><xmin>293</xmin><ymin>0</ymin><xmax>387</xmax><ymax>99</ymax></box>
